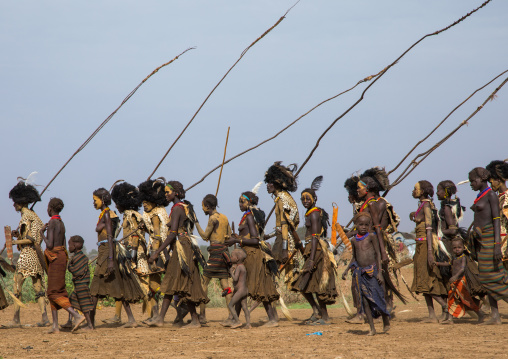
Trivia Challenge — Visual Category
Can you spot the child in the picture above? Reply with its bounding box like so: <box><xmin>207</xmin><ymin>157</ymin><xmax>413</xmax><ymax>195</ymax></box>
<box><xmin>195</xmin><ymin>194</ymin><xmax>232</xmax><ymax>323</ymax></box>
<box><xmin>40</xmin><ymin>198</ymin><xmax>85</xmax><ymax>334</ymax></box>
<box><xmin>228</xmin><ymin>248</ymin><xmax>250</xmax><ymax>329</ymax></box>
<box><xmin>65</xmin><ymin>235</ymin><xmax>94</xmax><ymax>330</ymax></box>
<box><xmin>435</xmin><ymin>237</ymin><xmax>486</xmax><ymax>324</ymax></box>
<box><xmin>342</xmin><ymin>212</ymin><xmax>390</xmax><ymax>336</ymax></box>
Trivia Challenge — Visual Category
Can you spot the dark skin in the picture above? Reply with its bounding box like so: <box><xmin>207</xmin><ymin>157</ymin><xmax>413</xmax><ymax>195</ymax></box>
<box><xmin>357</xmin><ymin>182</ymin><xmax>389</xmax><ymax>264</ymax></box>
<box><xmin>266</xmin><ymin>182</ymin><xmax>289</xmax><ymax>263</ymax></box>
<box><xmin>8</xmin><ymin>202</ymin><xmax>49</xmax><ymax>327</ymax></box>
<box><xmin>342</xmin><ymin>216</ymin><xmax>389</xmax><ymax>335</ymax></box>
<box><xmin>469</xmin><ymin>173</ymin><xmax>503</xmax><ymax>325</ymax></box>
<box><xmin>40</xmin><ymin>205</ymin><xmax>85</xmax><ymax>334</ymax></box>
<box><xmin>140</xmin><ymin>201</ymin><xmax>170</xmax><ymax>270</ymax></box>
<box><xmin>436</xmin><ymin>240</ymin><xmax>485</xmax><ymax>324</ymax></box>
<box><xmin>227</xmin><ymin>251</ymin><xmax>251</xmax><ymax>329</ymax></box>
<box><xmin>409</xmin><ymin>183</ymin><xmax>447</xmax><ymax>322</ymax></box>
<box><xmin>91</xmin><ymin>195</ymin><xmax>138</xmax><ymax>328</ymax></box>
<box><xmin>147</xmin><ymin>186</ymin><xmax>201</xmax><ymax>328</ymax></box>
<box><xmin>436</xmin><ymin>185</ymin><xmax>459</xmax><ymax>240</ymax></box>
<box><xmin>225</xmin><ymin>196</ymin><xmax>278</xmax><ymax>327</ymax></box>
<box><xmin>300</xmin><ymin>192</ymin><xmax>330</xmax><ymax>323</ymax></box>
<box><xmin>65</xmin><ymin>239</ymin><xmax>94</xmax><ymax>330</ymax></box>
<box><xmin>196</xmin><ymin>202</ymin><xmax>233</xmax><ymax>323</ymax></box>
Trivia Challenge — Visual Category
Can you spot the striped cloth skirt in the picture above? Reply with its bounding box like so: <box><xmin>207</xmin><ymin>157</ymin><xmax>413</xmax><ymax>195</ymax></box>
<box><xmin>477</xmin><ymin>224</ymin><xmax>508</xmax><ymax>302</ymax></box>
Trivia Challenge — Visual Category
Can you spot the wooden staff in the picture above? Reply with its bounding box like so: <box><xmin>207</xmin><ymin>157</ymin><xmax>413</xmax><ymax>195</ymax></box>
<box><xmin>147</xmin><ymin>1</ymin><xmax>300</xmax><ymax>180</ymax></box>
<box><xmin>185</xmin><ymin>1</ymin><xmax>491</xmax><ymax>194</ymax></box>
<box><xmin>29</xmin><ymin>47</ymin><xmax>195</xmax><ymax>208</ymax></box>
<box><xmin>215</xmin><ymin>127</ymin><xmax>230</xmax><ymax>197</ymax></box>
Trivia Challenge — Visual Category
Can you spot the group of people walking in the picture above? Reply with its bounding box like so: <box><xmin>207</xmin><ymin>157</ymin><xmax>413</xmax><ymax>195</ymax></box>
<box><xmin>1</xmin><ymin>160</ymin><xmax>507</xmax><ymax>336</ymax></box>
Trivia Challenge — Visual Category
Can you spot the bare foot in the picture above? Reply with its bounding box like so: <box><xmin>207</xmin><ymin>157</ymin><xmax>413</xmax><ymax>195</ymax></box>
<box><xmin>148</xmin><ymin>320</ymin><xmax>164</xmax><ymax>328</ymax></box>
<box><xmin>3</xmin><ymin>321</ymin><xmax>22</xmax><ymax>329</ymax></box>
<box><xmin>80</xmin><ymin>326</ymin><xmax>94</xmax><ymax>332</ymax></box>
<box><xmin>478</xmin><ymin>311</ymin><xmax>486</xmax><ymax>324</ymax></box>
<box><xmin>102</xmin><ymin>315</ymin><xmax>121</xmax><ymax>324</ymax></box>
<box><xmin>479</xmin><ymin>316</ymin><xmax>502</xmax><ymax>325</ymax></box>
<box><xmin>72</xmin><ymin>316</ymin><xmax>86</xmax><ymax>333</ymax></box>
<box><xmin>262</xmin><ymin>320</ymin><xmax>279</xmax><ymax>328</ymax></box>
<box><xmin>345</xmin><ymin>315</ymin><xmax>364</xmax><ymax>324</ymax></box>
<box><xmin>230</xmin><ymin>322</ymin><xmax>243</xmax><ymax>329</ymax></box>
<box><xmin>259</xmin><ymin>316</ymin><xmax>269</xmax><ymax>323</ymax></box>
<box><xmin>48</xmin><ymin>327</ymin><xmax>60</xmax><ymax>334</ymax></box>
<box><xmin>36</xmin><ymin>319</ymin><xmax>51</xmax><ymax>327</ymax></box>
<box><xmin>198</xmin><ymin>315</ymin><xmax>207</xmax><ymax>325</ymax></box>
<box><xmin>181</xmin><ymin>321</ymin><xmax>201</xmax><ymax>329</ymax></box>
<box><xmin>421</xmin><ymin>317</ymin><xmax>439</xmax><ymax>323</ymax></box>
<box><xmin>60</xmin><ymin>321</ymin><xmax>73</xmax><ymax>329</ymax></box>
<box><xmin>440</xmin><ymin>318</ymin><xmax>454</xmax><ymax>325</ymax></box>
<box><xmin>220</xmin><ymin>319</ymin><xmax>233</xmax><ymax>327</ymax></box>
<box><xmin>383</xmin><ymin>324</ymin><xmax>391</xmax><ymax>332</ymax></box>
<box><xmin>120</xmin><ymin>321</ymin><xmax>139</xmax><ymax>328</ymax></box>
<box><xmin>244</xmin><ymin>324</ymin><xmax>252</xmax><ymax>329</ymax></box>
<box><xmin>367</xmin><ymin>329</ymin><xmax>376</xmax><ymax>336</ymax></box>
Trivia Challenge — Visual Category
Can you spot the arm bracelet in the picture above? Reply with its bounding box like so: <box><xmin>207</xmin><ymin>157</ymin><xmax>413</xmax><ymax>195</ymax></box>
<box><xmin>282</xmin><ymin>240</ymin><xmax>288</xmax><ymax>250</ymax></box>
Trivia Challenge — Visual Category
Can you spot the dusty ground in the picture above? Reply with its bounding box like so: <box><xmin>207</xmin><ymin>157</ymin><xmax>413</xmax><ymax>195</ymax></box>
<box><xmin>1</xmin><ymin>267</ymin><xmax>508</xmax><ymax>359</ymax></box>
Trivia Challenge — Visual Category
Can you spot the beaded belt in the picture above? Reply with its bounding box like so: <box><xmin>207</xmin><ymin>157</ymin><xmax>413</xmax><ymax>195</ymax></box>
<box><xmin>415</xmin><ymin>237</ymin><xmax>426</xmax><ymax>241</ymax></box>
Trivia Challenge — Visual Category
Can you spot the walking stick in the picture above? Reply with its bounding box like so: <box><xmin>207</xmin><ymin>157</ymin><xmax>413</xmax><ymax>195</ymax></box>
<box><xmin>215</xmin><ymin>127</ymin><xmax>230</xmax><ymax>197</ymax></box>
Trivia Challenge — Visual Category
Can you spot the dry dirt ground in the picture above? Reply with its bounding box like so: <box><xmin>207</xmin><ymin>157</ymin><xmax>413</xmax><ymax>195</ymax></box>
<box><xmin>1</xmin><ymin>267</ymin><xmax>508</xmax><ymax>359</ymax></box>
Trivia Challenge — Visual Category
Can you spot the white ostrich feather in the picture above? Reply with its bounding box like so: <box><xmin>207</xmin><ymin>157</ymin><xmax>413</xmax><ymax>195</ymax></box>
<box><xmin>251</xmin><ymin>181</ymin><xmax>263</xmax><ymax>195</ymax></box>
<box><xmin>17</xmin><ymin>171</ymin><xmax>39</xmax><ymax>186</ymax></box>
<box><xmin>457</xmin><ymin>180</ymin><xmax>469</xmax><ymax>186</ymax></box>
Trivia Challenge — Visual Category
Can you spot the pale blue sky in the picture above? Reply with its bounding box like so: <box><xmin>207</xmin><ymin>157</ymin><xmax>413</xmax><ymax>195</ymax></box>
<box><xmin>1</xmin><ymin>1</ymin><xmax>507</xmax><ymax>250</ymax></box>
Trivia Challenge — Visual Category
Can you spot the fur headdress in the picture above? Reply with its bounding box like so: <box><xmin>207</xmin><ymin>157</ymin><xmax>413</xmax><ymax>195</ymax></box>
<box><xmin>138</xmin><ymin>179</ymin><xmax>168</xmax><ymax>206</ymax></box>
<box><xmin>264</xmin><ymin>161</ymin><xmax>298</xmax><ymax>192</ymax></box>
<box><xmin>111</xmin><ymin>182</ymin><xmax>142</xmax><ymax>211</ymax></box>
<box><xmin>486</xmin><ymin>160</ymin><xmax>508</xmax><ymax>182</ymax></box>
<box><xmin>360</xmin><ymin>167</ymin><xmax>389</xmax><ymax>193</ymax></box>
<box><xmin>344</xmin><ymin>176</ymin><xmax>360</xmax><ymax>202</ymax></box>
<box><xmin>9</xmin><ymin>174</ymin><xmax>41</xmax><ymax>205</ymax></box>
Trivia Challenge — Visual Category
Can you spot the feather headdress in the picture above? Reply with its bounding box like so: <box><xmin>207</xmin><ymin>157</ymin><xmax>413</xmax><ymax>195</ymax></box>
<box><xmin>9</xmin><ymin>173</ymin><xmax>41</xmax><ymax>205</ymax></box>
<box><xmin>361</xmin><ymin>167</ymin><xmax>389</xmax><ymax>192</ymax></box>
<box><xmin>251</xmin><ymin>181</ymin><xmax>263</xmax><ymax>195</ymax></box>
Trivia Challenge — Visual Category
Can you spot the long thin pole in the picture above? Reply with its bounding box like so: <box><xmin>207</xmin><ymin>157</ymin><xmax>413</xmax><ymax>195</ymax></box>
<box><xmin>215</xmin><ymin>127</ymin><xmax>230</xmax><ymax>197</ymax></box>
<box><xmin>263</xmin><ymin>0</ymin><xmax>492</xmax><ymax>226</ymax></box>
<box><xmin>147</xmin><ymin>1</ymin><xmax>300</xmax><ymax>180</ymax></box>
<box><xmin>31</xmin><ymin>47</ymin><xmax>195</xmax><ymax>208</ymax></box>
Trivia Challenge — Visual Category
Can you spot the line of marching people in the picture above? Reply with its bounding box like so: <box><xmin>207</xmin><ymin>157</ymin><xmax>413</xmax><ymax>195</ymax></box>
<box><xmin>1</xmin><ymin>160</ymin><xmax>508</xmax><ymax>335</ymax></box>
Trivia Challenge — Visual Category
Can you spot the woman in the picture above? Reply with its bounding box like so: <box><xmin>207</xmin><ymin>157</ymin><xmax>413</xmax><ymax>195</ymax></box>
<box><xmin>410</xmin><ymin>180</ymin><xmax>448</xmax><ymax>322</ymax></box>
<box><xmin>226</xmin><ymin>191</ymin><xmax>279</xmax><ymax>327</ymax></box>
<box><xmin>90</xmin><ymin>188</ymin><xmax>144</xmax><ymax>328</ymax></box>
<box><xmin>469</xmin><ymin>167</ymin><xmax>508</xmax><ymax>325</ymax></box>
<box><xmin>486</xmin><ymin>160</ymin><xmax>508</xmax><ymax>270</ymax></box>
<box><xmin>436</xmin><ymin>181</ymin><xmax>464</xmax><ymax>254</ymax></box>
<box><xmin>436</xmin><ymin>180</ymin><xmax>486</xmax><ymax>301</ymax></box>
<box><xmin>292</xmin><ymin>177</ymin><xmax>337</xmax><ymax>325</ymax></box>
<box><xmin>147</xmin><ymin>181</ymin><xmax>208</xmax><ymax>328</ymax></box>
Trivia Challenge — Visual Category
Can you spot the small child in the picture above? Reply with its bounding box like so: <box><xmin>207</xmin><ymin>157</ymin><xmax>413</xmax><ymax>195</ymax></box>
<box><xmin>435</xmin><ymin>237</ymin><xmax>485</xmax><ymax>324</ymax></box>
<box><xmin>342</xmin><ymin>212</ymin><xmax>390</xmax><ymax>336</ymax></box>
<box><xmin>228</xmin><ymin>248</ymin><xmax>250</xmax><ymax>329</ymax></box>
<box><xmin>64</xmin><ymin>235</ymin><xmax>94</xmax><ymax>330</ymax></box>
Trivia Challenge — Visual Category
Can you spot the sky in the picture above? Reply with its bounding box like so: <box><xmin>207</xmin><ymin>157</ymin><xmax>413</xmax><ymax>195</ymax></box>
<box><xmin>1</xmin><ymin>0</ymin><xmax>507</xmax><ymax>251</ymax></box>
